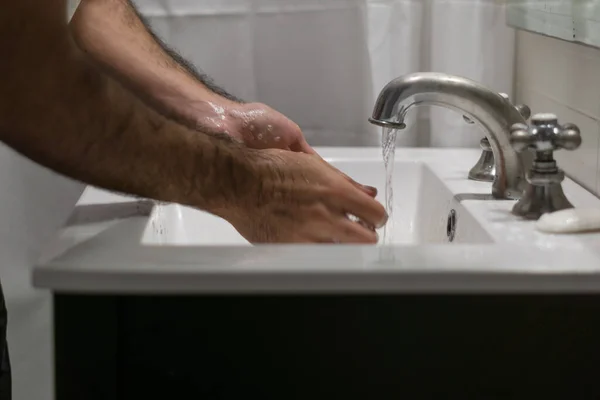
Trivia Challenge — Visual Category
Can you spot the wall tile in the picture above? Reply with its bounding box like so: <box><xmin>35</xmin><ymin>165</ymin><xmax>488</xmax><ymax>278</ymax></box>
<box><xmin>596</xmin><ymin>117</ymin><xmax>600</xmax><ymax>195</ymax></box>
<box><xmin>516</xmin><ymin>30</ymin><xmax>600</xmax><ymax>196</ymax></box>
<box><xmin>516</xmin><ymin>85</ymin><xmax>599</xmax><ymax>193</ymax></box>
<box><xmin>516</xmin><ymin>31</ymin><xmax>600</xmax><ymax>120</ymax></box>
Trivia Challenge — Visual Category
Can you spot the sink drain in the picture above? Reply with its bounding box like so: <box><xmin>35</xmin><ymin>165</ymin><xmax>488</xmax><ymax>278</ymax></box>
<box><xmin>447</xmin><ymin>209</ymin><xmax>457</xmax><ymax>242</ymax></box>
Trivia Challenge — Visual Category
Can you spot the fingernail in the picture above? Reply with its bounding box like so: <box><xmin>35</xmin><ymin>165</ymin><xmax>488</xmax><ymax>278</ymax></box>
<box><xmin>376</xmin><ymin>212</ymin><xmax>389</xmax><ymax>229</ymax></box>
<box><xmin>362</xmin><ymin>185</ymin><xmax>378</xmax><ymax>196</ymax></box>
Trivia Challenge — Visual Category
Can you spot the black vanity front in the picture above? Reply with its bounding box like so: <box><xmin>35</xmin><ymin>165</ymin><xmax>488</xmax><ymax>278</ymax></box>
<box><xmin>54</xmin><ymin>294</ymin><xmax>600</xmax><ymax>399</ymax></box>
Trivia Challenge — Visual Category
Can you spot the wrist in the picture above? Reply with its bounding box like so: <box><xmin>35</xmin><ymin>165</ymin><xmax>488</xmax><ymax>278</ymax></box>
<box><xmin>190</xmin><ymin>141</ymin><xmax>266</xmax><ymax>219</ymax></box>
<box><xmin>223</xmin><ymin>102</ymin><xmax>273</xmax><ymax>144</ymax></box>
<box><xmin>165</xmin><ymin>92</ymin><xmax>241</xmax><ymax>135</ymax></box>
<box><xmin>209</xmin><ymin>148</ymin><xmax>283</xmax><ymax>228</ymax></box>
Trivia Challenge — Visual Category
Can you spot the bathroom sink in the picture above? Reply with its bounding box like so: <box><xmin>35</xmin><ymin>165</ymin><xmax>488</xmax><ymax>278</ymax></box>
<box><xmin>48</xmin><ymin>147</ymin><xmax>600</xmax><ymax>251</ymax></box>
<box><xmin>141</xmin><ymin>159</ymin><xmax>491</xmax><ymax>246</ymax></box>
<box><xmin>33</xmin><ymin>147</ymin><xmax>600</xmax><ymax>294</ymax></box>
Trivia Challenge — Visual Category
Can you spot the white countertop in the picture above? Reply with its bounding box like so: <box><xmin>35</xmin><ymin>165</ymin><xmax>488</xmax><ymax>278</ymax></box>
<box><xmin>33</xmin><ymin>148</ymin><xmax>600</xmax><ymax>294</ymax></box>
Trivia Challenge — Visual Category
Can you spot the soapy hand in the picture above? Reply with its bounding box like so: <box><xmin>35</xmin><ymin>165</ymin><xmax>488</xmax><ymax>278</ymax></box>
<box><xmin>228</xmin><ymin>102</ymin><xmax>316</xmax><ymax>154</ymax></box>
<box><xmin>221</xmin><ymin>149</ymin><xmax>386</xmax><ymax>243</ymax></box>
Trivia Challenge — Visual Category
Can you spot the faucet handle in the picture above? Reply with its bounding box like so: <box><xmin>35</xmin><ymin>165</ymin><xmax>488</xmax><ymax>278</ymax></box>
<box><xmin>510</xmin><ymin>113</ymin><xmax>581</xmax><ymax>153</ymax></box>
<box><xmin>510</xmin><ymin>113</ymin><xmax>581</xmax><ymax>219</ymax></box>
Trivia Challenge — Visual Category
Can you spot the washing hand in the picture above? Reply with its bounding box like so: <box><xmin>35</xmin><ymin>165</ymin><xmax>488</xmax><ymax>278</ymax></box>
<box><xmin>220</xmin><ymin>149</ymin><xmax>387</xmax><ymax>243</ymax></box>
<box><xmin>186</xmin><ymin>100</ymin><xmax>315</xmax><ymax>153</ymax></box>
<box><xmin>227</xmin><ymin>102</ymin><xmax>315</xmax><ymax>153</ymax></box>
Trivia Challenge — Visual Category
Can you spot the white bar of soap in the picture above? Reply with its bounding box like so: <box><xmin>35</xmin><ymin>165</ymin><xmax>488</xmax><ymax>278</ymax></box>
<box><xmin>536</xmin><ymin>208</ymin><xmax>600</xmax><ymax>234</ymax></box>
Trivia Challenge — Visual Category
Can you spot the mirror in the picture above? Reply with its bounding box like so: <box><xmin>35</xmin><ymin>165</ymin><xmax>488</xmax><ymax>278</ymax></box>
<box><xmin>507</xmin><ymin>0</ymin><xmax>600</xmax><ymax>48</ymax></box>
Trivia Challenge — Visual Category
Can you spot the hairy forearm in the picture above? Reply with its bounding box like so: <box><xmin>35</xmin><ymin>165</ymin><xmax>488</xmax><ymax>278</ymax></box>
<box><xmin>128</xmin><ymin>2</ymin><xmax>243</xmax><ymax>103</ymax></box>
<box><xmin>0</xmin><ymin>19</ymin><xmax>259</xmax><ymax>215</ymax></box>
<box><xmin>70</xmin><ymin>0</ymin><xmax>241</xmax><ymax>131</ymax></box>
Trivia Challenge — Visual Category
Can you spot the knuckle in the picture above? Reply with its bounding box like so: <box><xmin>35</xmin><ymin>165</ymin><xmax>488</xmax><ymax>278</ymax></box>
<box><xmin>308</xmin><ymin>203</ymin><xmax>330</xmax><ymax>220</ymax></box>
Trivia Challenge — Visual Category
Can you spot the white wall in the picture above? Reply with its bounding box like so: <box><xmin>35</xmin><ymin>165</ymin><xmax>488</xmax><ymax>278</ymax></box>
<box><xmin>515</xmin><ymin>30</ymin><xmax>600</xmax><ymax>195</ymax></box>
<box><xmin>131</xmin><ymin>0</ymin><xmax>514</xmax><ymax>148</ymax></box>
<box><xmin>0</xmin><ymin>143</ymin><xmax>84</xmax><ymax>400</ymax></box>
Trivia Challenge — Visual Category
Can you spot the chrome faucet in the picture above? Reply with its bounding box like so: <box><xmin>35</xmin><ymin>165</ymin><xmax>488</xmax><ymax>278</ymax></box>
<box><xmin>368</xmin><ymin>72</ymin><xmax>532</xmax><ymax>200</ymax></box>
<box><xmin>467</xmin><ymin>93</ymin><xmax>531</xmax><ymax>183</ymax></box>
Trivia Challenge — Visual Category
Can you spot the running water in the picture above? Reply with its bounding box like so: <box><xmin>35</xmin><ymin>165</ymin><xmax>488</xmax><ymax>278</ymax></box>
<box><xmin>380</xmin><ymin>127</ymin><xmax>397</xmax><ymax>259</ymax></box>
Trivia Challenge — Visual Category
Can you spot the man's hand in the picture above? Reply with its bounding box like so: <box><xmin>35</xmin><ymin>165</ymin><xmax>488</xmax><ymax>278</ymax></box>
<box><xmin>220</xmin><ymin>150</ymin><xmax>386</xmax><ymax>243</ymax></box>
<box><xmin>225</xmin><ymin>103</ymin><xmax>315</xmax><ymax>153</ymax></box>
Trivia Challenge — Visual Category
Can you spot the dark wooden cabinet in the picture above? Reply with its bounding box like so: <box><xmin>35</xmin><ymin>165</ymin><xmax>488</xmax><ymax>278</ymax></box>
<box><xmin>55</xmin><ymin>295</ymin><xmax>600</xmax><ymax>399</ymax></box>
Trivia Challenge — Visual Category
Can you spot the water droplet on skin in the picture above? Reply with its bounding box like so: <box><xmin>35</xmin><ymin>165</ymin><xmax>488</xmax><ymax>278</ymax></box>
<box><xmin>249</xmin><ymin>125</ymin><xmax>255</xmax><ymax>132</ymax></box>
<box><xmin>267</xmin><ymin>125</ymin><xmax>273</xmax><ymax>132</ymax></box>
<box><xmin>204</xmin><ymin>117</ymin><xmax>224</xmax><ymax>130</ymax></box>
<box><xmin>257</xmin><ymin>134</ymin><xmax>263</xmax><ymax>140</ymax></box>
<box><xmin>274</xmin><ymin>136</ymin><xmax>281</xmax><ymax>142</ymax></box>
<box><xmin>208</xmin><ymin>102</ymin><xmax>226</xmax><ymax>115</ymax></box>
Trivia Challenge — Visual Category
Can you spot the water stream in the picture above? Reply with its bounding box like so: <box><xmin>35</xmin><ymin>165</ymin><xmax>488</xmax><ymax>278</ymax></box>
<box><xmin>380</xmin><ymin>127</ymin><xmax>397</xmax><ymax>260</ymax></box>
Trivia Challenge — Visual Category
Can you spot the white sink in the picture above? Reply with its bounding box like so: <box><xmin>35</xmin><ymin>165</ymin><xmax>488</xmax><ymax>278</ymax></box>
<box><xmin>141</xmin><ymin>160</ymin><xmax>491</xmax><ymax>246</ymax></box>
<box><xmin>33</xmin><ymin>147</ymin><xmax>600</xmax><ymax>294</ymax></box>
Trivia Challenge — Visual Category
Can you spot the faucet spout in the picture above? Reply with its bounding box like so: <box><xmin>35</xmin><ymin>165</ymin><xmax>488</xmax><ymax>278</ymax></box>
<box><xmin>369</xmin><ymin>72</ymin><xmax>530</xmax><ymax>200</ymax></box>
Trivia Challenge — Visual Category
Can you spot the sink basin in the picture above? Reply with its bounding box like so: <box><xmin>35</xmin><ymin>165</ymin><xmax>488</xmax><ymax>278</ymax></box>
<box><xmin>141</xmin><ymin>160</ymin><xmax>492</xmax><ymax>246</ymax></box>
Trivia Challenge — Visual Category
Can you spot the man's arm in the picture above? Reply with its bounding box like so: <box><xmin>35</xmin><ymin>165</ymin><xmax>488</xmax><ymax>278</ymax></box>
<box><xmin>0</xmin><ymin>1</ymin><xmax>258</xmax><ymax>216</ymax></box>
<box><xmin>130</xmin><ymin>4</ymin><xmax>243</xmax><ymax>104</ymax></box>
<box><xmin>0</xmin><ymin>0</ymin><xmax>386</xmax><ymax>244</ymax></box>
<box><xmin>69</xmin><ymin>0</ymin><xmax>241</xmax><ymax>132</ymax></box>
<box><xmin>69</xmin><ymin>0</ymin><xmax>316</xmax><ymax>153</ymax></box>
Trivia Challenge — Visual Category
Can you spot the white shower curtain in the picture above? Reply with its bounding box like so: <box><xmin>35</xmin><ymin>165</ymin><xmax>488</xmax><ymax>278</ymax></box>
<box><xmin>73</xmin><ymin>0</ymin><xmax>516</xmax><ymax>147</ymax></box>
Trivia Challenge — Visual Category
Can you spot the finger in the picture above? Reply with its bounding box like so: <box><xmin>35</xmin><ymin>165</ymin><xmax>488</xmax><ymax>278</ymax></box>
<box><xmin>317</xmin><ymin>159</ymin><xmax>378</xmax><ymax>197</ymax></box>
<box><xmin>346</xmin><ymin>213</ymin><xmax>375</xmax><ymax>230</ymax></box>
<box><xmin>290</xmin><ymin>138</ymin><xmax>317</xmax><ymax>155</ymax></box>
<box><xmin>333</xmin><ymin>217</ymin><xmax>378</xmax><ymax>243</ymax></box>
<box><xmin>356</xmin><ymin>218</ymin><xmax>377</xmax><ymax>232</ymax></box>
<box><xmin>361</xmin><ymin>185</ymin><xmax>378</xmax><ymax>198</ymax></box>
<box><xmin>338</xmin><ymin>171</ymin><xmax>378</xmax><ymax>198</ymax></box>
<box><xmin>341</xmin><ymin>173</ymin><xmax>377</xmax><ymax>197</ymax></box>
<box><xmin>311</xmin><ymin>150</ymin><xmax>325</xmax><ymax>161</ymax></box>
<box><xmin>330</xmin><ymin>187</ymin><xmax>388</xmax><ymax>229</ymax></box>
<box><xmin>310</xmin><ymin>218</ymin><xmax>378</xmax><ymax>244</ymax></box>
